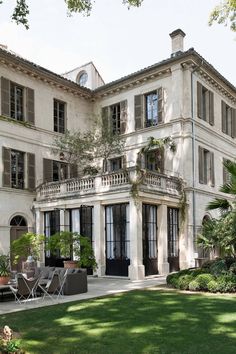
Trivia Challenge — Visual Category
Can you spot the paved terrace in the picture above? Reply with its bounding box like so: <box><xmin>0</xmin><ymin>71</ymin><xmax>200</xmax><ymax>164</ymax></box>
<box><xmin>0</xmin><ymin>275</ymin><xmax>166</xmax><ymax>314</ymax></box>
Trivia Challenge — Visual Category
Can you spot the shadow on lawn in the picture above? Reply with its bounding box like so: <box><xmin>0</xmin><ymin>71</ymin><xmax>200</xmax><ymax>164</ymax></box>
<box><xmin>1</xmin><ymin>290</ymin><xmax>236</xmax><ymax>354</ymax></box>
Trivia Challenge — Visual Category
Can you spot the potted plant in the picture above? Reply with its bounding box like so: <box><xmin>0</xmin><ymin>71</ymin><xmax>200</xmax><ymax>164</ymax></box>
<box><xmin>11</xmin><ymin>232</ymin><xmax>44</xmax><ymax>271</ymax></box>
<box><xmin>0</xmin><ymin>254</ymin><xmax>11</xmax><ymax>285</ymax></box>
<box><xmin>46</xmin><ymin>231</ymin><xmax>97</xmax><ymax>270</ymax></box>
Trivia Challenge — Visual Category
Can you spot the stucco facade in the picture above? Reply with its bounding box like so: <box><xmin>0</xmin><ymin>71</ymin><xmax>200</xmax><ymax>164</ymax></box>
<box><xmin>0</xmin><ymin>30</ymin><xmax>235</xmax><ymax>280</ymax></box>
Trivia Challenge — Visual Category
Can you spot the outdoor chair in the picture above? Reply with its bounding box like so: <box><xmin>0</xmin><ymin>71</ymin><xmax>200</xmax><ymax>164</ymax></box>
<box><xmin>9</xmin><ymin>273</ymin><xmax>41</xmax><ymax>304</ymax></box>
<box><xmin>38</xmin><ymin>271</ymin><xmax>63</xmax><ymax>301</ymax></box>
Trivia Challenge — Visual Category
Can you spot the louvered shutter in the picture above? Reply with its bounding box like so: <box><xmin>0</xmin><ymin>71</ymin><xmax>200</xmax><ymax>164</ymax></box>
<box><xmin>134</xmin><ymin>95</ymin><xmax>143</xmax><ymax>130</ymax></box>
<box><xmin>102</xmin><ymin>106</ymin><xmax>110</xmax><ymax>134</ymax></box>
<box><xmin>223</xmin><ymin>158</ymin><xmax>227</xmax><ymax>184</ymax></box>
<box><xmin>26</xmin><ymin>88</ymin><xmax>35</xmax><ymax>124</ymax></box>
<box><xmin>221</xmin><ymin>101</ymin><xmax>227</xmax><ymax>133</ymax></box>
<box><xmin>197</xmin><ymin>82</ymin><xmax>202</xmax><ymax>119</ymax></box>
<box><xmin>209</xmin><ymin>91</ymin><xmax>214</xmax><ymax>126</ymax></box>
<box><xmin>70</xmin><ymin>164</ymin><xmax>78</xmax><ymax>178</ymax></box>
<box><xmin>231</xmin><ymin>108</ymin><xmax>236</xmax><ymax>138</ymax></box>
<box><xmin>198</xmin><ymin>146</ymin><xmax>204</xmax><ymax>184</ymax></box>
<box><xmin>122</xmin><ymin>155</ymin><xmax>127</xmax><ymax>170</ymax></box>
<box><xmin>43</xmin><ymin>159</ymin><xmax>53</xmax><ymax>183</ymax></box>
<box><xmin>102</xmin><ymin>159</ymin><xmax>108</xmax><ymax>173</ymax></box>
<box><xmin>27</xmin><ymin>153</ymin><xmax>35</xmax><ymax>191</ymax></box>
<box><xmin>2</xmin><ymin>147</ymin><xmax>11</xmax><ymax>187</ymax></box>
<box><xmin>210</xmin><ymin>152</ymin><xmax>215</xmax><ymax>187</ymax></box>
<box><xmin>158</xmin><ymin>87</ymin><xmax>163</xmax><ymax>123</ymax></box>
<box><xmin>120</xmin><ymin>100</ymin><xmax>127</xmax><ymax>134</ymax></box>
<box><xmin>1</xmin><ymin>77</ymin><xmax>10</xmax><ymax>117</ymax></box>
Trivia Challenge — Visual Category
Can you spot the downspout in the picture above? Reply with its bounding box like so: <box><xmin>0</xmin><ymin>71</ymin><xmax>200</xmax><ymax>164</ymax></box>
<box><xmin>190</xmin><ymin>61</ymin><xmax>203</xmax><ymax>259</ymax></box>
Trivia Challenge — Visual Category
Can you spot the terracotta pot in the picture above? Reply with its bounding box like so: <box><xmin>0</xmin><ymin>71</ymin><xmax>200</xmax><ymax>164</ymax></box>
<box><xmin>63</xmin><ymin>260</ymin><xmax>78</xmax><ymax>269</ymax></box>
<box><xmin>0</xmin><ymin>276</ymin><xmax>10</xmax><ymax>285</ymax></box>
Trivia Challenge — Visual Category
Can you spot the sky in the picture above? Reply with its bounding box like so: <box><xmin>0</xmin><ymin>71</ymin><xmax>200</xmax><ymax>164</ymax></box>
<box><xmin>0</xmin><ymin>0</ymin><xmax>235</xmax><ymax>86</ymax></box>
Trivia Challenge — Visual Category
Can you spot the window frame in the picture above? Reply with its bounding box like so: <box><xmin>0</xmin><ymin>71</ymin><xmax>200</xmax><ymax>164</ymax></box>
<box><xmin>10</xmin><ymin>81</ymin><xmax>24</xmax><ymax>121</ymax></box>
<box><xmin>145</xmin><ymin>91</ymin><xmax>158</xmax><ymax>127</ymax></box>
<box><xmin>54</xmin><ymin>98</ymin><xmax>66</xmax><ymax>134</ymax></box>
<box><xmin>10</xmin><ymin>149</ymin><xmax>25</xmax><ymax>189</ymax></box>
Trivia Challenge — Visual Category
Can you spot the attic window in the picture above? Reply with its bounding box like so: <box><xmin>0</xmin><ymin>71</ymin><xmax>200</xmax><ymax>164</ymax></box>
<box><xmin>78</xmin><ymin>72</ymin><xmax>88</xmax><ymax>86</ymax></box>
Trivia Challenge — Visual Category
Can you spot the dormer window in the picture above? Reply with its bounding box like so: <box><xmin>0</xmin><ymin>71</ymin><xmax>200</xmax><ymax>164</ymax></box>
<box><xmin>77</xmin><ymin>72</ymin><xmax>88</xmax><ymax>86</ymax></box>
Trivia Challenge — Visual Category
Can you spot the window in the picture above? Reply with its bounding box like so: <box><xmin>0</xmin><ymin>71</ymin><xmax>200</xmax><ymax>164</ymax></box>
<box><xmin>53</xmin><ymin>160</ymin><xmax>68</xmax><ymax>181</ymax></box>
<box><xmin>145</xmin><ymin>149</ymin><xmax>164</xmax><ymax>173</ymax></box>
<box><xmin>10</xmin><ymin>83</ymin><xmax>24</xmax><ymax>121</ymax></box>
<box><xmin>54</xmin><ymin>99</ymin><xmax>66</xmax><ymax>133</ymax></box>
<box><xmin>78</xmin><ymin>72</ymin><xmax>88</xmax><ymax>86</ymax></box>
<box><xmin>102</xmin><ymin>100</ymin><xmax>127</xmax><ymax>135</ymax></box>
<box><xmin>223</xmin><ymin>158</ymin><xmax>231</xmax><ymax>184</ymax></box>
<box><xmin>198</xmin><ymin>146</ymin><xmax>215</xmax><ymax>186</ymax></box>
<box><xmin>1</xmin><ymin>77</ymin><xmax>35</xmax><ymax>124</ymax></box>
<box><xmin>109</xmin><ymin>157</ymin><xmax>122</xmax><ymax>172</ymax></box>
<box><xmin>2</xmin><ymin>147</ymin><xmax>35</xmax><ymax>190</ymax></box>
<box><xmin>222</xmin><ymin>101</ymin><xmax>236</xmax><ymax>137</ymax></box>
<box><xmin>134</xmin><ymin>87</ymin><xmax>163</xmax><ymax>130</ymax></box>
<box><xmin>197</xmin><ymin>82</ymin><xmax>214</xmax><ymax>125</ymax></box>
<box><xmin>43</xmin><ymin>159</ymin><xmax>77</xmax><ymax>183</ymax></box>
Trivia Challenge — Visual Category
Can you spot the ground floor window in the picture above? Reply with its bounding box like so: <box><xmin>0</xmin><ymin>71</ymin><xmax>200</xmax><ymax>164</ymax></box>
<box><xmin>142</xmin><ymin>204</ymin><xmax>158</xmax><ymax>276</ymax></box>
<box><xmin>167</xmin><ymin>207</ymin><xmax>180</xmax><ymax>272</ymax></box>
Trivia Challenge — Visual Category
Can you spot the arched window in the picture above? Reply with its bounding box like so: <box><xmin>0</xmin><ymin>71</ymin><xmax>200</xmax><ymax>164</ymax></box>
<box><xmin>202</xmin><ymin>215</ymin><xmax>211</xmax><ymax>225</ymax></box>
<box><xmin>10</xmin><ymin>215</ymin><xmax>27</xmax><ymax>227</ymax></box>
<box><xmin>77</xmin><ymin>71</ymin><xmax>88</xmax><ymax>86</ymax></box>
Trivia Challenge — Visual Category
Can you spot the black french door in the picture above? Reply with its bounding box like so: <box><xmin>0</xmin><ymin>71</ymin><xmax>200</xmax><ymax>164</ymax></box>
<box><xmin>142</xmin><ymin>204</ymin><xmax>158</xmax><ymax>276</ymax></box>
<box><xmin>79</xmin><ymin>206</ymin><xmax>93</xmax><ymax>275</ymax></box>
<box><xmin>105</xmin><ymin>204</ymin><xmax>130</xmax><ymax>276</ymax></box>
<box><xmin>167</xmin><ymin>207</ymin><xmax>180</xmax><ymax>272</ymax></box>
<box><xmin>44</xmin><ymin>210</ymin><xmax>64</xmax><ymax>267</ymax></box>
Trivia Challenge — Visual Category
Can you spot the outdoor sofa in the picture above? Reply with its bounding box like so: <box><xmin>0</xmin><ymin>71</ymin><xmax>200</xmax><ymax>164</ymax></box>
<box><xmin>34</xmin><ymin>267</ymin><xmax>88</xmax><ymax>295</ymax></box>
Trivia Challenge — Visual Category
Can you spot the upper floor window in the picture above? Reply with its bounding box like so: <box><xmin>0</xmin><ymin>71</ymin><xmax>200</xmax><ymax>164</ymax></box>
<box><xmin>198</xmin><ymin>146</ymin><xmax>215</xmax><ymax>186</ymax></box>
<box><xmin>221</xmin><ymin>101</ymin><xmax>236</xmax><ymax>138</ymax></box>
<box><xmin>78</xmin><ymin>72</ymin><xmax>88</xmax><ymax>87</ymax></box>
<box><xmin>2</xmin><ymin>147</ymin><xmax>35</xmax><ymax>191</ymax></box>
<box><xmin>1</xmin><ymin>77</ymin><xmax>35</xmax><ymax>124</ymax></box>
<box><xmin>54</xmin><ymin>99</ymin><xmax>66</xmax><ymax>133</ymax></box>
<box><xmin>135</xmin><ymin>87</ymin><xmax>163</xmax><ymax>130</ymax></box>
<box><xmin>102</xmin><ymin>100</ymin><xmax>127</xmax><ymax>135</ymax></box>
<box><xmin>43</xmin><ymin>158</ymin><xmax>78</xmax><ymax>183</ymax></box>
<box><xmin>145</xmin><ymin>149</ymin><xmax>164</xmax><ymax>173</ymax></box>
<box><xmin>103</xmin><ymin>156</ymin><xmax>124</xmax><ymax>173</ymax></box>
<box><xmin>197</xmin><ymin>82</ymin><xmax>214</xmax><ymax>125</ymax></box>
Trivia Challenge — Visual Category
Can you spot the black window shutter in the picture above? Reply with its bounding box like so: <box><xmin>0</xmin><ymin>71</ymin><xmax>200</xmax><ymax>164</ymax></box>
<box><xmin>43</xmin><ymin>159</ymin><xmax>53</xmax><ymax>183</ymax></box>
<box><xmin>70</xmin><ymin>164</ymin><xmax>78</xmax><ymax>178</ymax></box>
<box><xmin>231</xmin><ymin>108</ymin><xmax>236</xmax><ymax>138</ymax></box>
<box><xmin>210</xmin><ymin>152</ymin><xmax>215</xmax><ymax>187</ymax></box>
<box><xmin>158</xmin><ymin>88</ymin><xmax>163</xmax><ymax>123</ymax></box>
<box><xmin>209</xmin><ymin>91</ymin><xmax>214</xmax><ymax>126</ymax></box>
<box><xmin>221</xmin><ymin>101</ymin><xmax>227</xmax><ymax>133</ymax></box>
<box><xmin>27</xmin><ymin>153</ymin><xmax>35</xmax><ymax>191</ymax></box>
<box><xmin>134</xmin><ymin>95</ymin><xmax>143</xmax><ymax>130</ymax></box>
<box><xmin>120</xmin><ymin>100</ymin><xmax>127</xmax><ymax>134</ymax></box>
<box><xmin>1</xmin><ymin>77</ymin><xmax>10</xmax><ymax>117</ymax></box>
<box><xmin>26</xmin><ymin>88</ymin><xmax>35</xmax><ymax>124</ymax></box>
<box><xmin>197</xmin><ymin>82</ymin><xmax>202</xmax><ymax>119</ymax></box>
<box><xmin>198</xmin><ymin>146</ymin><xmax>204</xmax><ymax>184</ymax></box>
<box><xmin>2</xmin><ymin>147</ymin><xmax>11</xmax><ymax>187</ymax></box>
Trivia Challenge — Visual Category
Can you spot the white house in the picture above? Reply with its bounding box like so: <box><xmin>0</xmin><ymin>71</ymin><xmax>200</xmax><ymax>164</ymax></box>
<box><xmin>0</xmin><ymin>29</ymin><xmax>235</xmax><ymax>280</ymax></box>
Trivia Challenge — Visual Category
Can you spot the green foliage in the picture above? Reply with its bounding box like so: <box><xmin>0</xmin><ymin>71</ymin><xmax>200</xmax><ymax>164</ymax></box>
<box><xmin>11</xmin><ymin>232</ymin><xmax>44</xmax><ymax>264</ymax></box>
<box><xmin>189</xmin><ymin>280</ymin><xmax>200</xmax><ymax>291</ymax></box>
<box><xmin>140</xmin><ymin>136</ymin><xmax>176</xmax><ymax>155</ymax></box>
<box><xmin>229</xmin><ymin>262</ymin><xmax>236</xmax><ymax>274</ymax></box>
<box><xmin>46</xmin><ymin>231</ymin><xmax>97</xmax><ymax>270</ymax></box>
<box><xmin>0</xmin><ymin>254</ymin><xmax>11</xmax><ymax>277</ymax></box>
<box><xmin>216</xmin><ymin>274</ymin><xmax>236</xmax><ymax>292</ymax></box>
<box><xmin>209</xmin><ymin>0</ymin><xmax>236</xmax><ymax>32</ymax></box>
<box><xmin>0</xmin><ymin>338</ymin><xmax>21</xmax><ymax>353</ymax></box>
<box><xmin>209</xmin><ymin>259</ymin><xmax>227</xmax><ymax>276</ymax></box>
<box><xmin>195</xmin><ymin>274</ymin><xmax>214</xmax><ymax>290</ymax></box>
<box><xmin>176</xmin><ymin>275</ymin><xmax>194</xmax><ymax>290</ymax></box>
<box><xmin>207</xmin><ymin>280</ymin><xmax>219</xmax><ymax>293</ymax></box>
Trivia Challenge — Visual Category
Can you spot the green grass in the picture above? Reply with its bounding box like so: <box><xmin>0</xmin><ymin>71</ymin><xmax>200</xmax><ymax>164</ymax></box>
<box><xmin>1</xmin><ymin>289</ymin><xmax>236</xmax><ymax>354</ymax></box>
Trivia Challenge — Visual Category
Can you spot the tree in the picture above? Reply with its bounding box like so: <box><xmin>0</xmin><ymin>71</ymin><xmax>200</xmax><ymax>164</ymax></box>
<box><xmin>209</xmin><ymin>0</ymin><xmax>236</xmax><ymax>32</ymax></box>
<box><xmin>2</xmin><ymin>0</ymin><xmax>144</xmax><ymax>29</ymax></box>
<box><xmin>53</xmin><ymin>115</ymin><xmax>124</xmax><ymax>175</ymax></box>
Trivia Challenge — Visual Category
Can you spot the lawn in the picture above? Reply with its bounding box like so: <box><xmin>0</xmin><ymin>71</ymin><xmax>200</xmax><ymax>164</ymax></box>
<box><xmin>1</xmin><ymin>289</ymin><xmax>236</xmax><ymax>354</ymax></box>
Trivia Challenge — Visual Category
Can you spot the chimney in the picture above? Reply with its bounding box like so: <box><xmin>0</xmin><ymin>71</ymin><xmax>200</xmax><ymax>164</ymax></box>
<box><xmin>169</xmin><ymin>29</ymin><xmax>185</xmax><ymax>57</ymax></box>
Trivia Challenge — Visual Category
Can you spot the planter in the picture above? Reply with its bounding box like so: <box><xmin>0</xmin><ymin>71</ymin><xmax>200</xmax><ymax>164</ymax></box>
<box><xmin>0</xmin><ymin>276</ymin><xmax>10</xmax><ymax>285</ymax></box>
<box><xmin>63</xmin><ymin>260</ymin><xmax>78</xmax><ymax>269</ymax></box>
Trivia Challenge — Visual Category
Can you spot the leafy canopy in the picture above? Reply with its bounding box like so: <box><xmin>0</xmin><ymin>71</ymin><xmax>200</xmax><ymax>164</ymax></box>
<box><xmin>209</xmin><ymin>0</ymin><xmax>236</xmax><ymax>32</ymax></box>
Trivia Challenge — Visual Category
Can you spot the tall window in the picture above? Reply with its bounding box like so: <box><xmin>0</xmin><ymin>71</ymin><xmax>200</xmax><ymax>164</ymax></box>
<box><xmin>10</xmin><ymin>83</ymin><xmax>24</xmax><ymax>121</ymax></box>
<box><xmin>54</xmin><ymin>99</ymin><xmax>65</xmax><ymax>133</ymax></box>
<box><xmin>53</xmin><ymin>161</ymin><xmax>68</xmax><ymax>181</ymax></box>
<box><xmin>11</xmin><ymin>150</ymin><xmax>24</xmax><ymax>189</ymax></box>
<box><xmin>108</xmin><ymin>157</ymin><xmax>123</xmax><ymax>172</ymax></box>
<box><xmin>145</xmin><ymin>149</ymin><xmax>164</xmax><ymax>173</ymax></box>
<box><xmin>145</xmin><ymin>92</ymin><xmax>158</xmax><ymax>127</ymax></box>
<box><xmin>134</xmin><ymin>87</ymin><xmax>163</xmax><ymax>130</ymax></box>
<box><xmin>198</xmin><ymin>146</ymin><xmax>215</xmax><ymax>186</ymax></box>
<box><xmin>111</xmin><ymin>104</ymin><xmax>121</xmax><ymax>134</ymax></box>
<box><xmin>222</xmin><ymin>101</ymin><xmax>236</xmax><ymax>138</ymax></box>
<box><xmin>197</xmin><ymin>82</ymin><xmax>214</xmax><ymax>125</ymax></box>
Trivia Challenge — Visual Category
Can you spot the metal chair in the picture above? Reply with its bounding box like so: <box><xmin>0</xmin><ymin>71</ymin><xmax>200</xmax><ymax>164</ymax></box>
<box><xmin>9</xmin><ymin>273</ymin><xmax>41</xmax><ymax>304</ymax></box>
<box><xmin>38</xmin><ymin>271</ymin><xmax>62</xmax><ymax>301</ymax></box>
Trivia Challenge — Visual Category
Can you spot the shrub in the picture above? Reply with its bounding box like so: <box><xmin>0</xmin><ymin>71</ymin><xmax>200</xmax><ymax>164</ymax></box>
<box><xmin>177</xmin><ymin>275</ymin><xmax>194</xmax><ymax>290</ymax></box>
<box><xmin>195</xmin><ymin>274</ymin><xmax>214</xmax><ymax>290</ymax></box>
<box><xmin>229</xmin><ymin>262</ymin><xmax>236</xmax><ymax>275</ymax></box>
<box><xmin>189</xmin><ymin>268</ymin><xmax>206</xmax><ymax>277</ymax></box>
<box><xmin>217</xmin><ymin>274</ymin><xmax>236</xmax><ymax>293</ymax></box>
<box><xmin>210</xmin><ymin>259</ymin><xmax>227</xmax><ymax>276</ymax></box>
<box><xmin>224</xmin><ymin>257</ymin><xmax>236</xmax><ymax>269</ymax></box>
<box><xmin>201</xmin><ymin>259</ymin><xmax>216</xmax><ymax>271</ymax></box>
<box><xmin>189</xmin><ymin>280</ymin><xmax>200</xmax><ymax>291</ymax></box>
<box><xmin>166</xmin><ymin>273</ymin><xmax>179</xmax><ymax>288</ymax></box>
<box><xmin>207</xmin><ymin>280</ymin><xmax>219</xmax><ymax>293</ymax></box>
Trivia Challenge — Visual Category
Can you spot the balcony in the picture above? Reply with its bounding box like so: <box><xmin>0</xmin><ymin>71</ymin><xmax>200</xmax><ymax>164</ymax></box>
<box><xmin>36</xmin><ymin>168</ymin><xmax>182</xmax><ymax>201</ymax></box>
